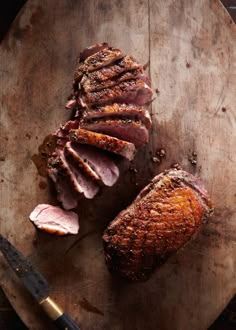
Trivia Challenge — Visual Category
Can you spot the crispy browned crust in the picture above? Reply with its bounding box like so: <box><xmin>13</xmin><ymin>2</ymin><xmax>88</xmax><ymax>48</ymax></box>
<box><xmin>83</xmin><ymin>79</ymin><xmax>152</xmax><ymax>106</ymax></box>
<box><xmin>103</xmin><ymin>169</ymin><xmax>214</xmax><ymax>281</ymax></box>
<box><xmin>74</xmin><ymin>47</ymin><xmax>124</xmax><ymax>82</ymax></box>
<box><xmin>83</xmin><ymin>55</ymin><xmax>141</xmax><ymax>82</ymax></box>
<box><xmin>81</xmin><ymin>69</ymin><xmax>146</xmax><ymax>93</ymax></box>
<box><xmin>80</xmin><ymin>118</ymin><xmax>149</xmax><ymax>146</ymax></box>
<box><xmin>69</xmin><ymin>128</ymin><xmax>136</xmax><ymax>160</ymax></box>
<box><xmin>84</xmin><ymin>103</ymin><xmax>152</xmax><ymax>129</ymax></box>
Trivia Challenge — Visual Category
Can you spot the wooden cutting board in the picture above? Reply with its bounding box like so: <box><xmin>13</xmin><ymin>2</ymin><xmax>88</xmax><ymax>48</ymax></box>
<box><xmin>0</xmin><ymin>0</ymin><xmax>235</xmax><ymax>329</ymax></box>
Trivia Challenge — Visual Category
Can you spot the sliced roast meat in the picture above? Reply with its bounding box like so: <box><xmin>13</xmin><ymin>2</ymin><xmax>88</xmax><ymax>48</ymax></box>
<box><xmin>83</xmin><ymin>103</ymin><xmax>152</xmax><ymax>129</ymax></box>
<box><xmin>65</xmin><ymin>99</ymin><xmax>77</xmax><ymax>110</ymax></box>
<box><xmin>29</xmin><ymin>204</ymin><xmax>79</xmax><ymax>235</ymax></box>
<box><xmin>69</xmin><ymin>128</ymin><xmax>136</xmax><ymax>161</ymax></box>
<box><xmin>81</xmin><ymin>118</ymin><xmax>149</xmax><ymax>146</ymax></box>
<box><xmin>74</xmin><ymin>47</ymin><xmax>124</xmax><ymax>83</ymax></box>
<box><xmin>81</xmin><ymin>69</ymin><xmax>149</xmax><ymax>93</ymax></box>
<box><xmin>66</xmin><ymin>157</ymin><xmax>99</xmax><ymax>199</ymax></box>
<box><xmin>36</xmin><ymin>43</ymin><xmax>154</xmax><ymax>220</ymax></box>
<box><xmin>48</xmin><ymin>149</ymin><xmax>99</xmax><ymax>202</ymax></box>
<box><xmin>47</xmin><ymin>156</ymin><xmax>78</xmax><ymax>210</ymax></box>
<box><xmin>71</xmin><ymin>143</ymin><xmax>119</xmax><ymax>187</ymax></box>
<box><xmin>79</xmin><ymin>42</ymin><xmax>109</xmax><ymax>62</ymax></box>
<box><xmin>103</xmin><ymin>169</ymin><xmax>214</xmax><ymax>281</ymax></box>
<box><xmin>64</xmin><ymin>142</ymin><xmax>101</xmax><ymax>182</ymax></box>
<box><xmin>81</xmin><ymin>79</ymin><xmax>153</xmax><ymax>107</ymax></box>
<box><xmin>48</xmin><ymin>150</ymin><xmax>84</xmax><ymax>195</ymax></box>
<box><xmin>54</xmin><ymin>120</ymin><xmax>80</xmax><ymax>146</ymax></box>
<box><xmin>84</xmin><ymin>55</ymin><xmax>142</xmax><ymax>82</ymax></box>
<box><xmin>55</xmin><ymin>120</ymin><xmax>80</xmax><ymax>138</ymax></box>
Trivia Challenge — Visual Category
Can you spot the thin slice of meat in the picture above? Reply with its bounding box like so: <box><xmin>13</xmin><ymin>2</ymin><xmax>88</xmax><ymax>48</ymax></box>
<box><xmin>84</xmin><ymin>103</ymin><xmax>152</xmax><ymax>129</ymax></box>
<box><xmin>79</xmin><ymin>42</ymin><xmax>109</xmax><ymax>62</ymax></box>
<box><xmin>47</xmin><ymin>157</ymin><xmax>78</xmax><ymax>210</ymax></box>
<box><xmin>103</xmin><ymin>169</ymin><xmax>214</xmax><ymax>281</ymax></box>
<box><xmin>65</xmin><ymin>99</ymin><xmax>77</xmax><ymax>109</ymax></box>
<box><xmin>29</xmin><ymin>204</ymin><xmax>79</xmax><ymax>235</ymax></box>
<box><xmin>48</xmin><ymin>149</ymin><xmax>99</xmax><ymax>202</ymax></box>
<box><xmin>55</xmin><ymin>120</ymin><xmax>80</xmax><ymax>139</ymax></box>
<box><xmin>56</xmin><ymin>149</ymin><xmax>85</xmax><ymax>195</ymax></box>
<box><xmin>69</xmin><ymin>128</ymin><xmax>136</xmax><ymax>161</ymax></box>
<box><xmin>74</xmin><ymin>47</ymin><xmax>124</xmax><ymax>82</ymax></box>
<box><xmin>84</xmin><ymin>55</ymin><xmax>142</xmax><ymax>82</ymax></box>
<box><xmin>66</xmin><ymin>158</ymin><xmax>99</xmax><ymax>199</ymax></box>
<box><xmin>64</xmin><ymin>142</ymin><xmax>101</xmax><ymax>182</ymax></box>
<box><xmin>81</xmin><ymin>69</ymin><xmax>150</xmax><ymax>93</ymax></box>
<box><xmin>54</xmin><ymin>120</ymin><xmax>80</xmax><ymax>146</ymax></box>
<box><xmin>71</xmin><ymin>143</ymin><xmax>119</xmax><ymax>187</ymax></box>
<box><xmin>81</xmin><ymin>79</ymin><xmax>153</xmax><ymax>107</ymax></box>
<box><xmin>81</xmin><ymin>118</ymin><xmax>149</xmax><ymax>146</ymax></box>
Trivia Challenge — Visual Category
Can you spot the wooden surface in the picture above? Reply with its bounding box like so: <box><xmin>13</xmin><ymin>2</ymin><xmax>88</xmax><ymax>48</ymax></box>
<box><xmin>0</xmin><ymin>0</ymin><xmax>235</xmax><ymax>329</ymax></box>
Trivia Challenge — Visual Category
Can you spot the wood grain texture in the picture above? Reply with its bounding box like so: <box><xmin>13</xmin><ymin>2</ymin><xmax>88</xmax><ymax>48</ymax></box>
<box><xmin>0</xmin><ymin>0</ymin><xmax>235</xmax><ymax>329</ymax></box>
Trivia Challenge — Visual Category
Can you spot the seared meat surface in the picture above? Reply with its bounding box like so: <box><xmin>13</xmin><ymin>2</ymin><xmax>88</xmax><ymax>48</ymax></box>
<box><xmin>81</xmin><ymin>118</ymin><xmax>149</xmax><ymax>146</ymax></box>
<box><xmin>81</xmin><ymin>68</ymin><xmax>149</xmax><ymax>93</ymax></box>
<box><xmin>33</xmin><ymin>43</ymin><xmax>153</xmax><ymax>221</ymax></box>
<box><xmin>82</xmin><ymin>55</ymin><xmax>142</xmax><ymax>83</ymax></box>
<box><xmin>81</xmin><ymin>79</ymin><xmax>152</xmax><ymax>107</ymax></box>
<box><xmin>69</xmin><ymin>129</ymin><xmax>136</xmax><ymax>161</ymax></box>
<box><xmin>83</xmin><ymin>103</ymin><xmax>152</xmax><ymax>129</ymax></box>
<box><xmin>74</xmin><ymin>47</ymin><xmax>124</xmax><ymax>83</ymax></box>
<box><xmin>103</xmin><ymin>169</ymin><xmax>213</xmax><ymax>281</ymax></box>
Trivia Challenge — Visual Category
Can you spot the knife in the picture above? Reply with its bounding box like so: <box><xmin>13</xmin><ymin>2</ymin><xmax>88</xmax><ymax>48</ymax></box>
<box><xmin>0</xmin><ymin>234</ymin><xmax>80</xmax><ymax>330</ymax></box>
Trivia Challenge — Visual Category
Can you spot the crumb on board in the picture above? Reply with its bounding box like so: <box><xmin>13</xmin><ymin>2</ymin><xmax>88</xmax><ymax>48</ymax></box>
<box><xmin>152</xmin><ymin>148</ymin><xmax>166</xmax><ymax>164</ymax></box>
<box><xmin>188</xmin><ymin>151</ymin><xmax>197</xmax><ymax>165</ymax></box>
<box><xmin>171</xmin><ymin>163</ymin><xmax>182</xmax><ymax>170</ymax></box>
<box><xmin>156</xmin><ymin>148</ymin><xmax>166</xmax><ymax>158</ymax></box>
<box><xmin>129</xmin><ymin>166</ymin><xmax>138</xmax><ymax>173</ymax></box>
<box><xmin>152</xmin><ymin>157</ymin><xmax>160</xmax><ymax>163</ymax></box>
<box><xmin>186</xmin><ymin>62</ymin><xmax>191</xmax><ymax>68</ymax></box>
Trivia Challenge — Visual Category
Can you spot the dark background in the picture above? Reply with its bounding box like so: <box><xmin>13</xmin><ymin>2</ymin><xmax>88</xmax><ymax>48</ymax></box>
<box><xmin>0</xmin><ymin>1</ymin><xmax>235</xmax><ymax>329</ymax></box>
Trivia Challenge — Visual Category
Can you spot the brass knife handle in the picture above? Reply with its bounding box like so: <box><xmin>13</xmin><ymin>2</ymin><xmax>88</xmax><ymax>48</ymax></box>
<box><xmin>40</xmin><ymin>297</ymin><xmax>80</xmax><ymax>329</ymax></box>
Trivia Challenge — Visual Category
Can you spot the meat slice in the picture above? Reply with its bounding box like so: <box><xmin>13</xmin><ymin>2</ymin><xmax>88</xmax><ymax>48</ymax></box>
<box><xmin>81</xmin><ymin>118</ymin><xmax>149</xmax><ymax>146</ymax></box>
<box><xmin>83</xmin><ymin>103</ymin><xmax>152</xmax><ymax>129</ymax></box>
<box><xmin>71</xmin><ymin>144</ymin><xmax>119</xmax><ymax>187</ymax></box>
<box><xmin>81</xmin><ymin>79</ymin><xmax>153</xmax><ymax>107</ymax></box>
<box><xmin>47</xmin><ymin>156</ymin><xmax>78</xmax><ymax>210</ymax></box>
<box><xmin>29</xmin><ymin>204</ymin><xmax>79</xmax><ymax>235</ymax></box>
<box><xmin>48</xmin><ymin>148</ymin><xmax>99</xmax><ymax>205</ymax></box>
<box><xmin>64</xmin><ymin>142</ymin><xmax>101</xmax><ymax>182</ymax></box>
<box><xmin>74</xmin><ymin>47</ymin><xmax>124</xmax><ymax>83</ymax></box>
<box><xmin>69</xmin><ymin>128</ymin><xmax>136</xmax><ymax>161</ymax></box>
<box><xmin>84</xmin><ymin>55</ymin><xmax>142</xmax><ymax>82</ymax></box>
<box><xmin>55</xmin><ymin>120</ymin><xmax>80</xmax><ymax>139</ymax></box>
<box><xmin>103</xmin><ymin>169</ymin><xmax>214</xmax><ymax>281</ymax></box>
<box><xmin>52</xmin><ymin>149</ymin><xmax>85</xmax><ymax>195</ymax></box>
<box><xmin>66</xmin><ymin>157</ymin><xmax>99</xmax><ymax>199</ymax></box>
<box><xmin>54</xmin><ymin>120</ymin><xmax>80</xmax><ymax>146</ymax></box>
<box><xmin>81</xmin><ymin>69</ymin><xmax>149</xmax><ymax>93</ymax></box>
<box><xmin>79</xmin><ymin>42</ymin><xmax>109</xmax><ymax>62</ymax></box>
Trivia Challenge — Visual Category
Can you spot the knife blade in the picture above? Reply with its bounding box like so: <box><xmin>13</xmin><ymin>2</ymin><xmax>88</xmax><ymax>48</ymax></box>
<box><xmin>0</xmin><ymin>234</ymin><xmax>80</xmax><ymax>330</ymax></box>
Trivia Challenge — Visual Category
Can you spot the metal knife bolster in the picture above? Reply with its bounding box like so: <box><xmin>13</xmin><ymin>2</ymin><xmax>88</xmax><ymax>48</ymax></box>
<box><xmin>39</xmin><ymin>297</ymin><xmax>64</xmax><ymax>320</ymax></box>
